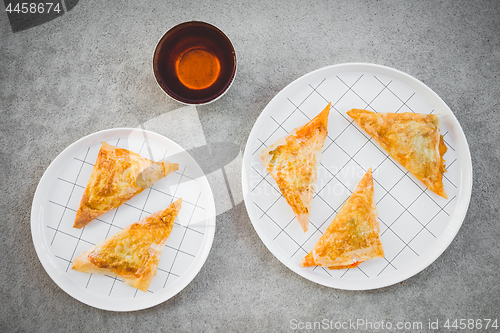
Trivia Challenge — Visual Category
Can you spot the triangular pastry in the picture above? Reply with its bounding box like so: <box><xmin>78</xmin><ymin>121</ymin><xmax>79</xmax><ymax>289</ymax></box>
<box><xmin>260</xmin><ymin>103</ymin><xmax>330</xmax><ymax>232</ymax></box>
<box><xmin>347</xmin><ymin>109</ymin><xmax>448</xmax><ymax>199</ymax></box>
<box><xmin>302</xmin><ymin>168</ymin><xmax>384</xmax><ymax>269</ymax></box>
<box><xmin>72</xmin><ymin>199</ymin><xmax>182</xmax><ymax>292</ymax></box>
<box><xmin>73</xmin><ymin>142</ymin><xmax>179</xmax><ymax>229</ymax></box>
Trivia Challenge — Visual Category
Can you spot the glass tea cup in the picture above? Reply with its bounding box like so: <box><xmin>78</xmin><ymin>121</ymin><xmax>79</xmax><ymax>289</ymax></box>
<box><xmin>153</xmin><ymin>21</ymin><xmax>237</xmax><ymax>105</ymax></box>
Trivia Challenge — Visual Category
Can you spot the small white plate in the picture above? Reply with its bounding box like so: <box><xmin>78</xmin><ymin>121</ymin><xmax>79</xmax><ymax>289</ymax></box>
<box><xmin>31</xmin><ymin>128</ymin><xmax>216</xmax><ymax>311</ymax></box>
<box><xmin>242</xmin><ymin>63</ymin><xmax>472</xmax><ymax>290</ymax></box>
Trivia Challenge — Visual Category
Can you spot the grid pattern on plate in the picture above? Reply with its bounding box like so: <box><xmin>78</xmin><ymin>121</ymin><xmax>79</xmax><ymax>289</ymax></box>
<box><xmin>249</xmin><ymin>72</ymin><xmax>459</xmax><ymax>280</ymax></box>
<box><xmin>44</xmin><ymin>137</ymin><xmax>208</xmax><ymax>297</ymax></box>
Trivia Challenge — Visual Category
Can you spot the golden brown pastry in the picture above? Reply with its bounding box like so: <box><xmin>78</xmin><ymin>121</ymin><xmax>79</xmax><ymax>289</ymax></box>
<box><xmin>73</xmin><ymin>142</ymin><xmax>179</xmax><ymax>228</ymax></box>
<box><xmin>302</xmin><ymin>168</ymin><xmax>384</xmax><ymax>269</ymax></box>
<box><xmin>72</xmin><ymin>199</ymin><xmax>182</xmax><ymax>292</ymax></box>
<box><xmin>260</xmin><ymin>103</ymin><xmax>330</xmax><ymax>232</ymax></box>
<box><xmin>347</xmin><ymin>109</ymin><xmax>447</xmax><ymax>198</ymax></box>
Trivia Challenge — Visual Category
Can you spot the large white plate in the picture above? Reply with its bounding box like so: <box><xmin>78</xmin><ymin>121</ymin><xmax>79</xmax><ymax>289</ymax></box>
<box><xmin>242</xmin><ymin>63</ymin><xmax>472</xmax><ymax>290</ymax></box>
<box><xmin>31</xmin><ymin>128</ymin><xmax>216</xmax><ymax>311</ymax></box>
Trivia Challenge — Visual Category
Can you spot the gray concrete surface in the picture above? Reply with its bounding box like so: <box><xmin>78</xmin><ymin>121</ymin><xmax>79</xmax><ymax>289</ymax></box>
<box><xmin>1</xmin><ymin>0</ymin><xmax>499</xmax><ymax>332</ymax></box>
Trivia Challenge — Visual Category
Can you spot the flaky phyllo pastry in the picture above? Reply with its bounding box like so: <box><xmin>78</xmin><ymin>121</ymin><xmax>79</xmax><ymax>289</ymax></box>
<box><xmin>347</xmin><ymin>109</ymin><xmax>448</xmax><ymax>198</ymax></box>
<box><xmin>302</xmin><ymin>168</ymin><xmax>384</xmax><ymax>269</ymax></box>
<box><xmin>72</xmin><ymin>199</ymin><xmax>182</xmax><ymax>292</ymax></box>
<box><xmin>260</xmin><ymin>103</ymin><xmax>331</xmax><ymax>232</ymax></box>
<box><xmin>73</xmin><ymin>142</ymin><xmax>179</xmax><ymax>228</ymax></box>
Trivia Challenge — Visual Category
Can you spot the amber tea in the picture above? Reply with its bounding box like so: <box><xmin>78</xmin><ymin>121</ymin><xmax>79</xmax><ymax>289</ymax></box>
<box><xmin>153</xmin><ymin>22</ymin><xmax>237</xmax><ymax>105</ymax></box>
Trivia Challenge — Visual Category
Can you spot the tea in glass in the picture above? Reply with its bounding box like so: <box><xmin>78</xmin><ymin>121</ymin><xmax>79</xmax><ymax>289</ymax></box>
<box><xmin>153</xmin><ymin>21</ymin><xmax>237</xmax><ymax>105</ymax></box>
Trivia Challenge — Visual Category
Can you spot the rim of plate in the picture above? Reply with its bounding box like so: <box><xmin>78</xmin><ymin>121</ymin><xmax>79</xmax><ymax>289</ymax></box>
<box><xmin>242</xmin><ymin>62</ymin><xmax>473</xmax><ymax>290</ymax></box>
<box><xmin>31</xmin><ymin>128</ymin><xmax>216</xmax><ymax>310</ymax></box>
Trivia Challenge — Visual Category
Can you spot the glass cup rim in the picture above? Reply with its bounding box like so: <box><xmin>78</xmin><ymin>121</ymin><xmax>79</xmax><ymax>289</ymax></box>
<box><xmin>152</xmin><ymin>21</ymin><xmax>237</xmax><ymax>105</ymax></box>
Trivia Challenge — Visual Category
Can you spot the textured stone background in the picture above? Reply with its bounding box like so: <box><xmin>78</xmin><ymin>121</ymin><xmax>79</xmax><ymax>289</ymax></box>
<box><xmin>1</xmin><ymin>0</ymin><xmax>499</xmax><ymax>332</ymax></box>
